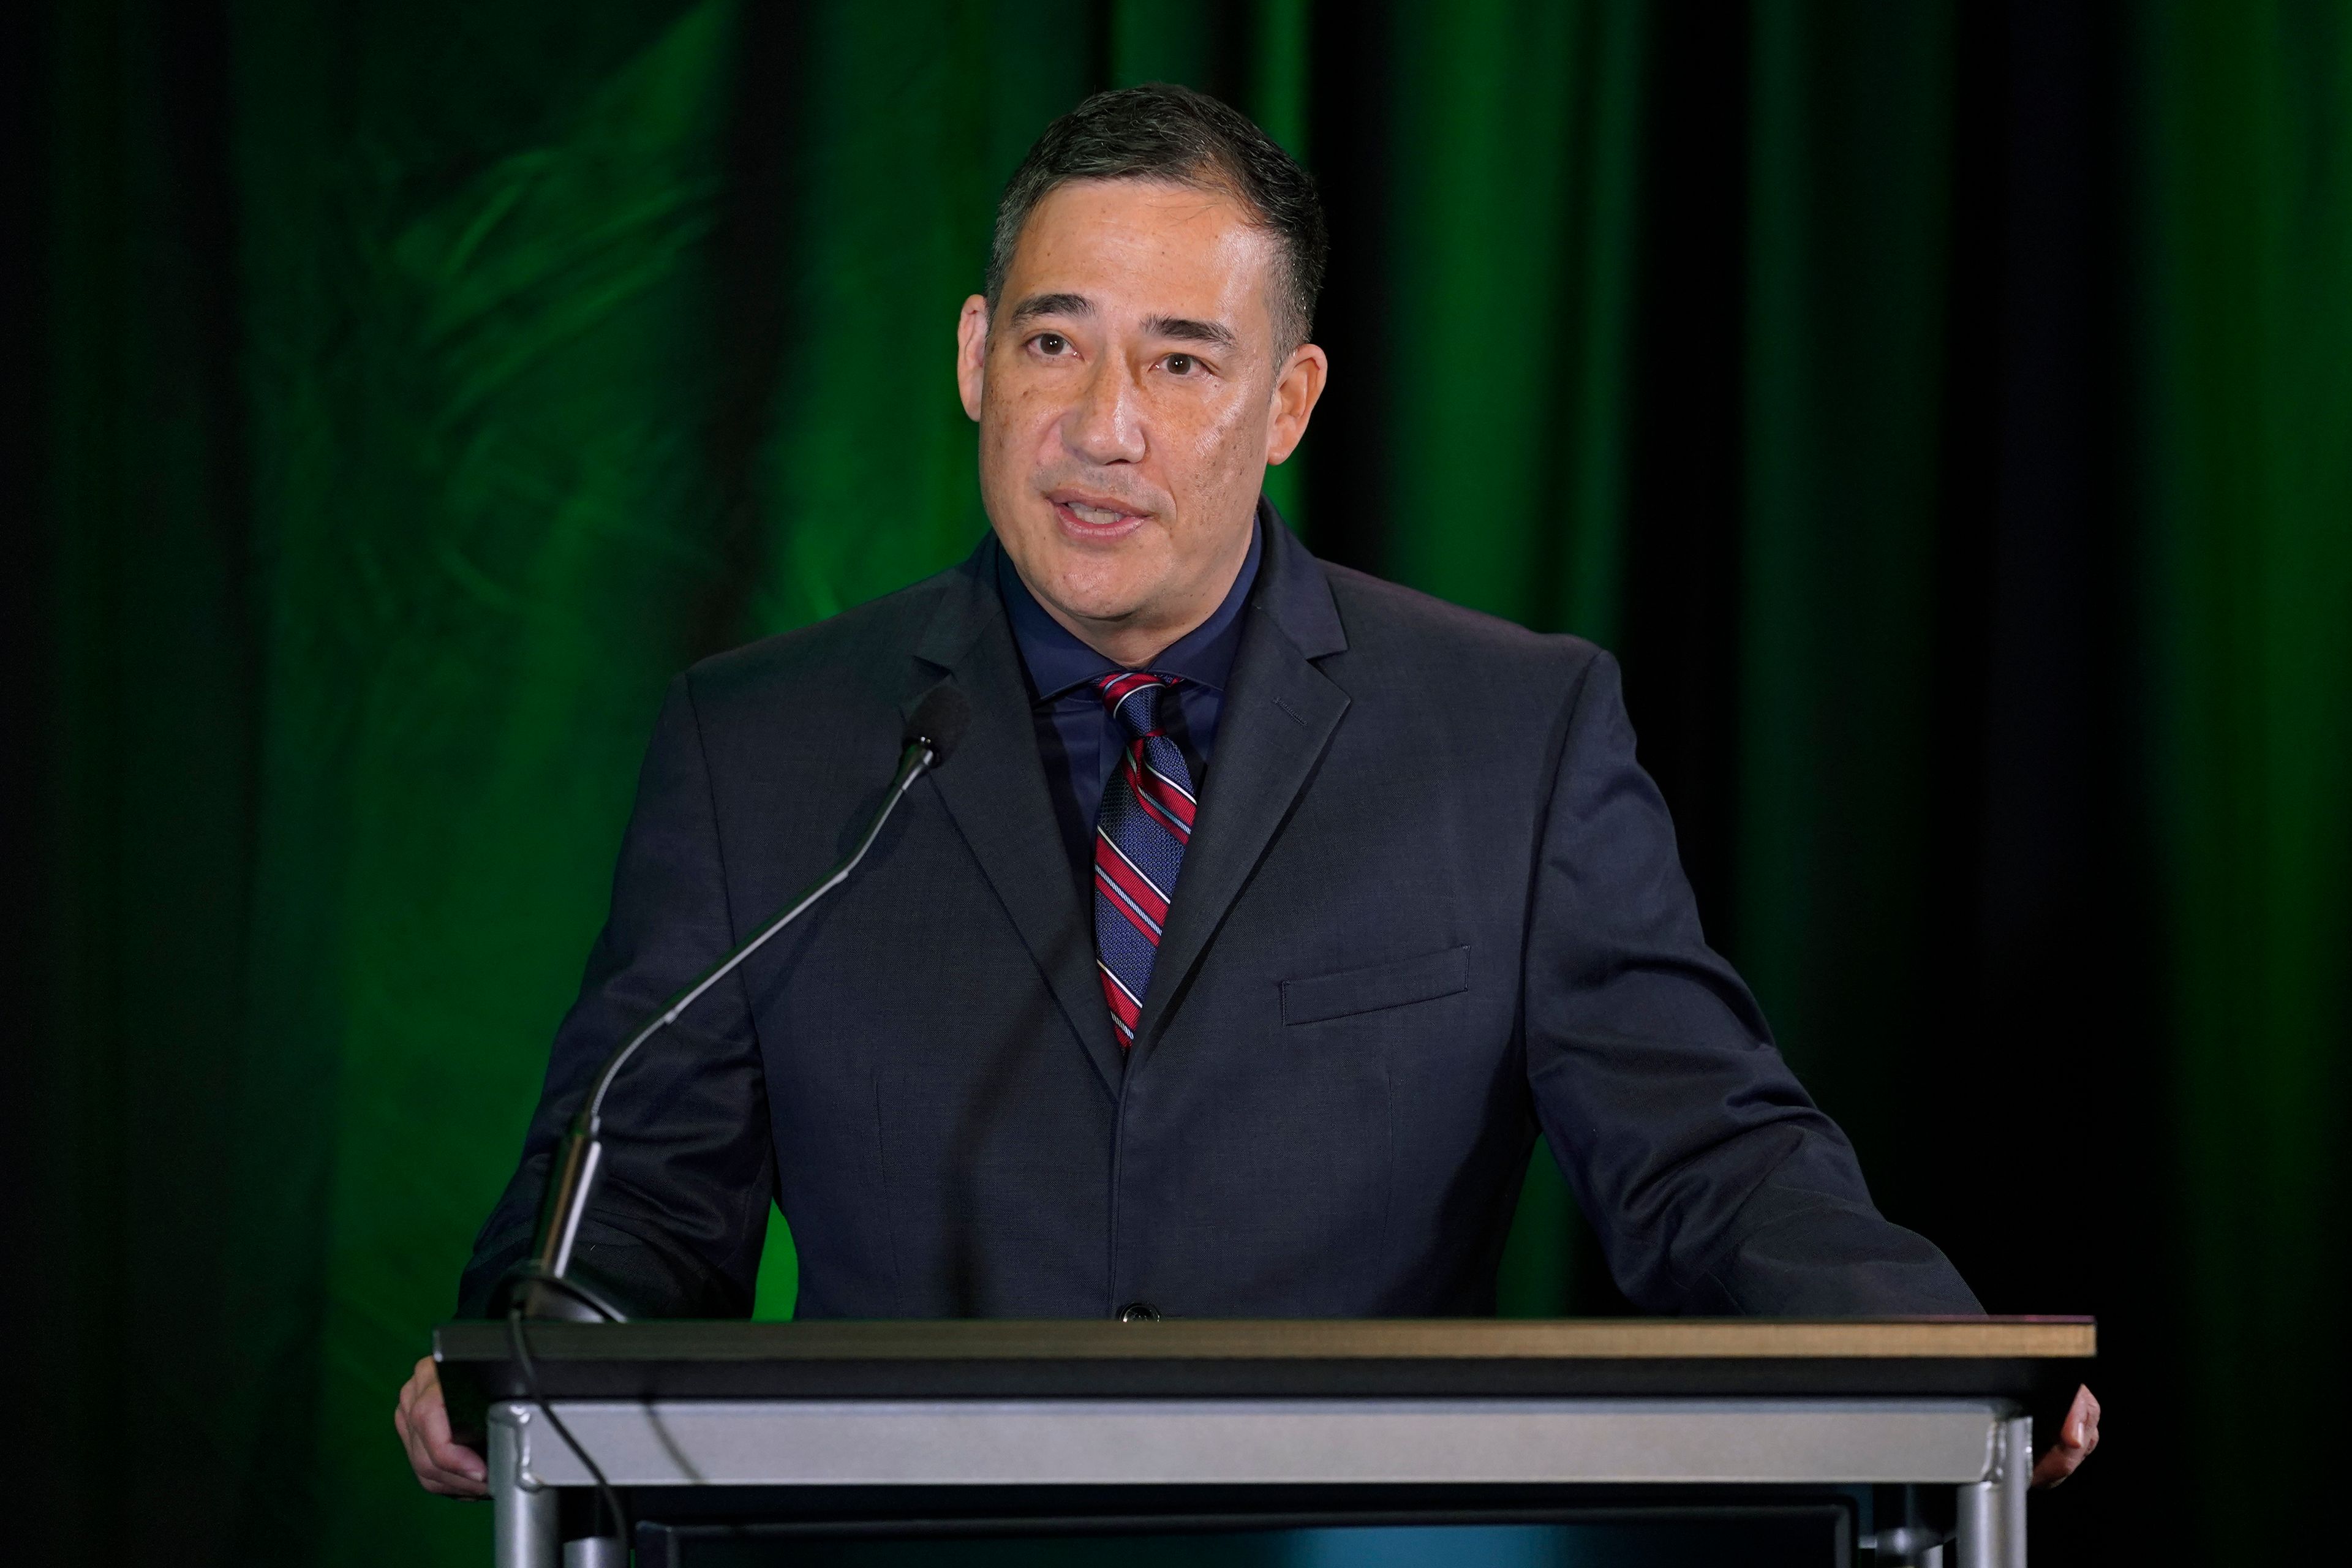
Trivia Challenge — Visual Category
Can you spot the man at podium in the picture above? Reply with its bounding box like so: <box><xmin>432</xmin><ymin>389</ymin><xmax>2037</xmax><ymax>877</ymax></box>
<box><xmin>397</xmin><ymin>85</ymin><xmax>2097</xmax><ymax>1499</ymax></box>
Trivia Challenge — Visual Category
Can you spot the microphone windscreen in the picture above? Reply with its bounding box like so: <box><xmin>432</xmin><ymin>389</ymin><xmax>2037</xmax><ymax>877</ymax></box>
<box><xmin>903</xmin><ymin>685</ymin><xmax>971</xmax><ymax>766</ymax></box>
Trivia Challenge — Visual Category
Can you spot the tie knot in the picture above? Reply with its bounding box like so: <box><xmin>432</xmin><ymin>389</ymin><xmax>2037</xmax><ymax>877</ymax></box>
<box><xmin>1094</xmin><ymin>671</ymin><xmax>1180</xmax><ymax>738</ymax></box>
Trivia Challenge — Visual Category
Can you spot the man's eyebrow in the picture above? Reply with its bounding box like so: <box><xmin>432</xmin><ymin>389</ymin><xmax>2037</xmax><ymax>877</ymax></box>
<box><xmin>1006</xmin><ymin>292</ymin><xmax>1093</xmax><ymax>326</ymax></box>
<box><xmin>1145</xmin><ymin>315</ymin><xmax>1240</xmax><ymax>352</ymax></box>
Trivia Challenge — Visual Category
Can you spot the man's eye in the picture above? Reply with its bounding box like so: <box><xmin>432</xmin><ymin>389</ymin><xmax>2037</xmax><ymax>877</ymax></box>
<box><xmin>1032</xmin><ymin>333</ymin><xmax>1068</xmax><ymax>355</ymax></box>
<box><xmin>1166</xmin><ymin>353</ymin><xmax>1196</xmax><ymax>375</ymax></box>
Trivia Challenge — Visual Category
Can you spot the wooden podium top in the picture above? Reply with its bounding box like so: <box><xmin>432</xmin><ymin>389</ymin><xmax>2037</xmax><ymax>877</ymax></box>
<box><xmin>435</xmin><ymin>1317</ymin><xmax>2092</xmax><ymax>1441</ymax></box>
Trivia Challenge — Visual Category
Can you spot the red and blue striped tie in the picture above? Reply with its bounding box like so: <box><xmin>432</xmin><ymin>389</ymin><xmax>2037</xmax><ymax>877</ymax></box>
<box><xmin>1092</xmin><ymin>671</ymin><xmax>1196</xmax><ymax>1047</ymax></box>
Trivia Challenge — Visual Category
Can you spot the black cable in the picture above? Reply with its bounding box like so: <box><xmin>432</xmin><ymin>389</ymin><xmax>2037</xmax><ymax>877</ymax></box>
<box><xmin>507</xmin><ymin>1306</ymin><xmax>628</xmax><ymax>1550</ymax></box>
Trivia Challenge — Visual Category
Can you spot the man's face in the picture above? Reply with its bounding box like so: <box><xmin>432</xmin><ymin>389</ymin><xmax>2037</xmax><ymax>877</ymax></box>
<box><xmin>957</xmin><ymin>178</ymin><xmax>1326</xmax><ymax>665</ymax></box>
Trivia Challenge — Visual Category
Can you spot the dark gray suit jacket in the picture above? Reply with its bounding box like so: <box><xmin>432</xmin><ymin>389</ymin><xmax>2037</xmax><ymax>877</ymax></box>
<box><xmin>459</xmin><ymin>510</ymin><xmax>1980</xmax><ymax>1320</ymax></box>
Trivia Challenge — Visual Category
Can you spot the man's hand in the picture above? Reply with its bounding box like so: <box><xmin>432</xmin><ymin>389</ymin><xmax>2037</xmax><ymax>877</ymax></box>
<box><xmin>396</xmin><ymin>1354</ymin><xmax>489</xmax><ymax>1498</ymax></box>
<box><xmin>2030</xmin><ymin>1384</ymin><xmax>2100</xmax><ymax>1489</ymax></box>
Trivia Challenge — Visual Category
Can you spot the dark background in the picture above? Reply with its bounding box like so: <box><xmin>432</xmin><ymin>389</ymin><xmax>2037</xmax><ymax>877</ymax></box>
<box><xmin>10</xmin><ymin>1</ymin><xmax>2349</xmax><ymax>1562</ymax></box>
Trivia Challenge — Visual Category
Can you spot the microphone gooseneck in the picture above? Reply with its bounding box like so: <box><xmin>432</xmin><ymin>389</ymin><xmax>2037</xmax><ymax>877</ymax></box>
<box><xmin>510</xmin><ymin>687</ymin><xmax>970</xmax><ymax>1320</ymax></box>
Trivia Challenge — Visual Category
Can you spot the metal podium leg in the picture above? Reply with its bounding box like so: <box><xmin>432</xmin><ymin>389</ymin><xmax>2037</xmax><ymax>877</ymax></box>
<box><xmin>1953</xmin><ymin>1413</ymin><xmax>2033</xmax><ymax>1568</ymax></box>
<box><xmin>489</xmin><ymin>1404</ymin><xmax>558</xmax><ymax>1568</ymax></box>
<box><xmin>2000</xmin><ymin>1415</ymin><xmax>2032</xmax><ymax>1563</ymax></box>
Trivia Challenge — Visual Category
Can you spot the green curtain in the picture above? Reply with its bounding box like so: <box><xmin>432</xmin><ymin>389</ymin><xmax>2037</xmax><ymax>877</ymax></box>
<box><xmin>1738</xmin><ymin>0</ymin><xmax>1955</xmax><ymax>1126</ymax></box>
<box><xmin>30</xmin><ymin>1</ymin><xmax>2352</xmax><ymax>1562</ymax></box>
<box><xmin>2147</xmin><ymin>1</ymin><xmax>2352</xmax><ymax>1547</ymax></box>
<box><xmin>1379</xmin><ymin>0</ymin><xmax>1642</xmax><ymax>644</ymax></box>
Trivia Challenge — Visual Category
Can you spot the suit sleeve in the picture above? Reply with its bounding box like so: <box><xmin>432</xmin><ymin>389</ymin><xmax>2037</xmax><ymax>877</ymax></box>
<box><xmin>456</xmin><ymin>673</ymin><xmax>775</xmax><ymax>1319</ymax></box>
<box><xmin>1521</xmin><ymin>650</ymin><xmax>1981</xmax><ymax>1315</ymax></box>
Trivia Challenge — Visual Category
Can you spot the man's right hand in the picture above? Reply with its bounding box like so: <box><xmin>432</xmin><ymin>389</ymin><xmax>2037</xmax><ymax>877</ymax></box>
<box><xmin>395</xmin><ymin>1354</ymin><xmax>489</xmax><ymax>1498</ymax></box>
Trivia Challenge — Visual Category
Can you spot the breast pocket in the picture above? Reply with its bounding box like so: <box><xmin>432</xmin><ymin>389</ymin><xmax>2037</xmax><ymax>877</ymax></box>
<box><xmin>1279</xmin><ymin>945</ymin><xmax>1471</xmax><ymax>1026</ymax></box>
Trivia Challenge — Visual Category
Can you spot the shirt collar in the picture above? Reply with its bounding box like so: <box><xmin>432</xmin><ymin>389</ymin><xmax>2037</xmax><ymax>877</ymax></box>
<box><xmin>996</xmin><ymin>513</ymin><xmax>1264</xmax><ymax>704</ymax></box>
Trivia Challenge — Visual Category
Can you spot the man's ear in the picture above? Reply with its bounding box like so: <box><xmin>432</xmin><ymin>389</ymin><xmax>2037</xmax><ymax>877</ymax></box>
<box><xmin>956</xmin><ymin>295</ymin><xmax>990</xmax><ymax>423</ymax></box>
<box><xmin>1265</xmin><ymin>341</ymin><xmax>1329</xmax><ymax>466</ymax></box>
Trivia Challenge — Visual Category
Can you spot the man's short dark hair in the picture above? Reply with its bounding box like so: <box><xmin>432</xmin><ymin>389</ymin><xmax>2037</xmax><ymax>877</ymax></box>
<box><xmin>987</xmin><ymin>84</ymin><xmax>1328</xmax><ymax>354</ymax></box>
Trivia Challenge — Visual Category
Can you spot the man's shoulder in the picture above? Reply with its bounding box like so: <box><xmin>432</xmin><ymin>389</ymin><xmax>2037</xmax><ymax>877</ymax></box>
<box><xmin>1314</xmin><ymin>559</ymin><xmax>1608</xmax><ymax>685</ymax></box>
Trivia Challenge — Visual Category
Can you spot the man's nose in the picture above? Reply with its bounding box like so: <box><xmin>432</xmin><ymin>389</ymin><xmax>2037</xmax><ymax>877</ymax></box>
<box><xmin>1062</xmin><ymin>357</ymin><xmax>1147</xmax><ymax>466</ymax></box>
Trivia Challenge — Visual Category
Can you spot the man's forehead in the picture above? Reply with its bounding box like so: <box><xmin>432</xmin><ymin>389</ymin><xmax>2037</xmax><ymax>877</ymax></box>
<box><xmin>1033</xmin><ymin>174</ymin><xmax>1258</xmax><ymax>230</ymax></box>
<box><xmin>1001</xmin><ymin>179</ymin><xmax>1278</xmax><ymax>333</ymax></box>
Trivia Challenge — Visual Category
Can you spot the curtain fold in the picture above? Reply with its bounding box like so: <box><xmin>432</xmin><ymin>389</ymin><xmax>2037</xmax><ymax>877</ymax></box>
<box><xmin>1738</xmin><ymin>0</ymin><xmax>1960</xmax><ymax>1238</ymax></box>
<box><xmin>2146</xmin><ymin>3</ymin><xmax>2352</xmax><ymax>1548</ymax></box>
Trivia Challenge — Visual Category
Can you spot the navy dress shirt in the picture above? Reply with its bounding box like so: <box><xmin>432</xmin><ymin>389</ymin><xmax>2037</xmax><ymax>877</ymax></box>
<box><xmin>996</xmin><ymin>516</ymin><xmax>1264</xmax><ymax>888</ymax></box>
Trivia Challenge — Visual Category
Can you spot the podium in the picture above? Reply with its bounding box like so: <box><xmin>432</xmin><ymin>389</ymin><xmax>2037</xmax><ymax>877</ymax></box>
<box><xmin>435</xmin><ymin>1317</ymin><xmax>2092</xmax><ymax>1567</ymax></box>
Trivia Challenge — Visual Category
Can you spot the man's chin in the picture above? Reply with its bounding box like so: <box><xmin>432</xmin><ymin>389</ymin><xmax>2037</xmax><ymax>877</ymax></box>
<box><xmin>1022</xmin><ymin>553</ymin><xmax>1156</xmax><ymax>622</ymax></box>
<box><xmin>1043</xmin><ymin>586</ymin><xmax>1152</xmax><ymax>631</ymax></box>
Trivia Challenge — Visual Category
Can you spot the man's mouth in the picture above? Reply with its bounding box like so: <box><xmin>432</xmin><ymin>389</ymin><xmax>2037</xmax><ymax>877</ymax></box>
<box><xmin>1048</xmin><ymin>491</ymin><xmax>1150</xmax><ymax>533</ymax></box>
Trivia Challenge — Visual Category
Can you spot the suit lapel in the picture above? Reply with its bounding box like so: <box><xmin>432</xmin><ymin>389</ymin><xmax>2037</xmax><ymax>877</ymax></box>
<box><xmin>1131</xmin><ymin>522</ymin><xmax>1351</xmax><ymax>1064</ymax></box>
<box><xmin>910</xmin><ymin>547</ymin><xmax>1126</xmax><ymax>1098</ymax></box>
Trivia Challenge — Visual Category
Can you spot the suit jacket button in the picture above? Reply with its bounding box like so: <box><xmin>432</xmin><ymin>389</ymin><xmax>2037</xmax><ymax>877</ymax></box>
<box><xmin>1117</xmin><ymin>1302</ymin><xmax>1161</xmax><ymax>1322</ymax></box>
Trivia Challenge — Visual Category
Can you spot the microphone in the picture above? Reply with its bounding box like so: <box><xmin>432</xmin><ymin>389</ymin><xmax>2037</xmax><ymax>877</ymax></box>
<box><xmin>505</xmin><ymin>685</ymin><xmax>970</xmax><ymax>1321</ymax></box>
